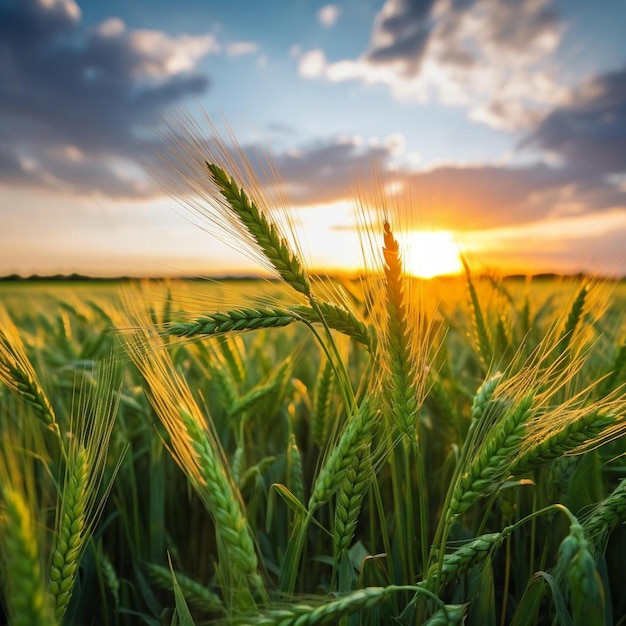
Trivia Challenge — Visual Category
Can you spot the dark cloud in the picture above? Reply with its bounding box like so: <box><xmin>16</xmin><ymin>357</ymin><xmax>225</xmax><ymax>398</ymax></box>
<box><xmin>480</xmin><ymin>0</ymin><xmax>558</xmax><ymax>52</ymax></box>
<box><xmin>523</xmin><ymin>65</ymin><xmax>626</xmax><ymax>174</ymax></box>
<box><xmin>0</xmin><ymin>0</ymin><xmax>213</xmax><ymax>197</ymax></box>
<box><xmin>152</xmin><ymin>128</ymin><xmax>395</xmax><ymax>213</ymax></box>
<box><xmin>366</xmin><ymin>0</ymin><xmax>437</xmax><ymax>70</ymax></box>
<box><xmin>273</xmin><ymin>139</ymin><xmax>391</xmax><ymax>204</ymax></box>
<box><xmin>247</xmin><ymin>142</ymin><xmax>625</xmax><ymax>231</ymax></box>
<box><xmin>399</xmin><ymin>165</ymin><xmax>625</xmax><ymax>230</ymax></box>
<box><xmin>365</xmin><ymin>0</ymin><xmax>561</xmax><ymax>76</ymax></box>
<box><xmin>0</xmin><ymin>0</ymin><xmax>78</xmax><ymax>47</ymax></box>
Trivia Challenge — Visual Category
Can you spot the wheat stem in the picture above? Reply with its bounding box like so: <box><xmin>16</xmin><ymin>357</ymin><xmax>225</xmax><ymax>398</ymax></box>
<box><xmin>293</xmin><ymin>302</ymin><xmax>372</xmax><ymax>349</ymax></box>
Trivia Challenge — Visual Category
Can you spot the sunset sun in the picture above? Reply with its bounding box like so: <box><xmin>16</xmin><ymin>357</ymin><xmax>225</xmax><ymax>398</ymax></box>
<box><xmin>404</xmin><ymin>230</ymin><xmax>463</xmax><ymax>278</ymax></box>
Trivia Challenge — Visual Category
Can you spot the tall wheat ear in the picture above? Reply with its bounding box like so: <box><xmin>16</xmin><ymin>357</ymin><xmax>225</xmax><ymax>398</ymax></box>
<box><xmin>350</xmin><ymin>181</ymin><xmax>439</xmax><ymax>580</ymax></box>
<box><xmin>0</xmin><ymin>418</ymin><xmax>55</xmax><ymax>626</ymax></box>
<box><xmin>154</xmin><ymin>113</ymin><xmax>312</xmax><ymax>299</ymax></box>
<box><xmin>154</xmin><ymin>112</ymin><xmax>367</xmax><ymax>414</ymax></box>
<box><xmin>120</xmin><ymin>302</ymin><xmax>267</xmax><ymax>614</ymax></box>
<box><xmin>48</xmin><ymin>359</ymin><xmax>123</xmax><ymax>622</ymax></box>
<box><xmin>0</xmin><ymin>305</ymin><xmax>58</xmax><ymax>435</ymax></box>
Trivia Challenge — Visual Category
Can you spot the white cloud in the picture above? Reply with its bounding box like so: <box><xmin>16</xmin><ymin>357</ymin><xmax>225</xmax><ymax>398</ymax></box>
<box><xmin>128</xmin><ymin>29</ymin><xmax>220</xmax><ymax>77</ymax></box>
<box><xmin>318</xmin><ymin>4</ymin><xmax>341</xmax><ymax>28</ymax></box>
<box><xmin>96</xmin><ymin>17</ymin><xmax>125</xmax><ymax>38</ymax></box>
<box><xmin>41</xmin><ymin>0</ymin><xmax>81</xmax><ymax>23</ymax></box>
<box><xmin>226</xmin><ymin>41</ymin><xmax>259</xmax><ymax>56</ymax></box>
<box><xmin>301</xmin><ymin>0</ymin><xmax>570</xmax><ymax>131</ymax></box>
<box><xmin>298</xmin><ymin>49</ymin><xmax>327</xmax><ymax>78</ymax></box>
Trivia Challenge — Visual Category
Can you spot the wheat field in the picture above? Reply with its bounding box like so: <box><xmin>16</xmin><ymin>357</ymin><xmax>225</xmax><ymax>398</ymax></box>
<box><xmin>0</xmin><ymin>154</ymin><xmax>625</xmax><ymax>625</ymax></box>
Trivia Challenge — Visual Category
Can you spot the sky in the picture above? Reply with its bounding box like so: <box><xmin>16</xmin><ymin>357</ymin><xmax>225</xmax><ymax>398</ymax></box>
<box><xmin>1</xmin><ymin>0</ymin><xmax>625</xmax><ymax>278</ymax></box>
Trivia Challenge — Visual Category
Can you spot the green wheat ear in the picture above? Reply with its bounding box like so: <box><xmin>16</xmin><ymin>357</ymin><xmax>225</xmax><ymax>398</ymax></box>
<box><xmin>207</xmin><ymin>162</ymin><xmax>312</xmax><ymax>297</ymax></box>
<box><xmin>381</xmin><ymin>219</ymin><xmax>423</xmax><ymax>437</ymax></box>
<box><xmin>166</xmin><ymin>306</ymin><xmax>297</xmax><ymax>337</ymax></box>
<box><xmin>1</xmin><ymin>488</ymin><xmax>51</xmax><ymax>626</ymax></box>
<box><xmin>123</xmin><ymin>319</ymin><xmax>267</xmax><ymax>611</ymax></box>
<box><xmin>584</xmin><ymin>479</ymin><xmax>626</xmax><ymax>555</ymax></box>
<box><xmin>0</xmin><ymin>306</ymin><xmax>58</xmax><ymax>434</ymax></box>
<box><xmin>0</xmin><ymin>423</ymin><xmax>54</xmax><ymax>626</ymax></box>
<box><xmin>48</xmin><ymin>360</ymin><xmax>122</xmax><ymax>622</ymax></box>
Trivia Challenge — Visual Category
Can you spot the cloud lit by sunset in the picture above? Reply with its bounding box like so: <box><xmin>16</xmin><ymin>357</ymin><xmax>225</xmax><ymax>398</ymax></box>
<box><xmin>0</xmin><ymin>0</ymin><xmax>624</xmax><ymax>278</ymax></box>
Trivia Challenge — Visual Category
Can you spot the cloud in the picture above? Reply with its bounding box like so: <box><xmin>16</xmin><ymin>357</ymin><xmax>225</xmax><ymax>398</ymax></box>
<box><xmin>396</xmin><ymin>164</ymin><xmax>626</xmax><ymax>230</ymax></box>
<box><xmin>300</xmin><ymin>0</ymin><xmax>568</xmax><ymax>131</ymax></box>
<box><xmin>226</xmin><ymin>41</ymin><xmax>259</xmax><ymax>56</ymax></box>
<box><xmin>184</xmin><ymin>130</ymin><xmax>622</xmax><ymax>230</ymax></box>
<box><xmin>522</xmin><ymin>65</ymin><xmax>626</xmax><ymax>174</ymax></box>
<box><xmin>366</xmin><ymin>0</ymin><xmax>437</xmax><ymax>67</ymax></box>
<box><xmin>271</xmin><ymin>135</ymin><xmax>392</xmax><ymax>204</ymax></box>
<box><xmin>244</xmin><ymin>138</ymin><xmax>625</xmax><ymax>231</ymax></box>
<box><xmin>318</xmin><ymin>5</ymin><xmax>341</xmax><ymax>28</ymax></box>
<box><xmin>0</xmin><ymin>0</ymin><xmax>217</xmax><ymax>197</ymax></box>
<box><xmin>298</xmin><ymin>49</ymin><xmax>328</xmax><ymax>78</ymax></box>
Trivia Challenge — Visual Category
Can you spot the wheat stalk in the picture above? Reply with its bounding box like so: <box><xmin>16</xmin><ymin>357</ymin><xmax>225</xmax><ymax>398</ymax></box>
<box><xmin>0</xmin><ymin>425</ymin><xmax>53</xmax><ymax>626</ymax></box>
<box><xmin>1</xmin><ymin>488</ymin><xmax>52</xmax><ymax>626</ymax></box>
<box><xmin>333</xmin><ymin>446</ymin><xmax>372</xmax><ymax>563</ymax></box>
<box><xmin>583</xmin><ymin>479</ymin><xmax>626</xmax><ymax>555</ymax></box>
<box><xmin>555</xmin><ymin>283</ymin><xmax>589</xmax><ymax>358</ymax></box>
<box><xmin>278</xmin><ymin>399</ymin><xmax>379</xmax><ymax>596</ymax></box>
<box><xmin>462</xmin><ymin>258</ymin><xmax>492</xmax><ymax>368</ymax></box>
<box><xmin>312</xmin><ymin>358</ymin><xmax>335</xmax><ymax>447</ymax></box>
<box><xmin>556</xmin><ymin>518</ymin><xmax>604</xmax><ymax>623</ymax></box>
<box><xmin>308</xmin><ymin>400</ymin><xmax>379</xmax><ymax>512</ymax></box>
<box><xmin>146</xmin><ymin>563</ymin><xmax>223</xmax><ymax>614</ymax></box>
<box><xmin>123</xmin><ymin>321</ymin><xmax>266</xmax><ymax>610</ymax></box>
<box><xmin>100</xmin><ymin>552</ymin><xmax>120</xmax><ymax>610</ymax></box>
<box><xmin>48</xmin><ymin>447</ymin><xmax>88</xmax><ymax>620</ymax></box>
<box><xmin>446</xmin><ymin>394</ymin><xmax>534</xmax><ymax>522</ymax></box>
<box><xmin>166</xmin><ymin>307</ymin><xmax>297</xmax><ymax>337</ymax></box>
<box><xmin>157</xmin><ymin>115</ymin><xmax>313</xmax><ymax>299</ymax></box>
<box><xmin>509</xmin><ymin>407</ymin><xmax>622</xmax><ymax>476</ymax></box>
<box><xmin>425</xmin><ymin>531</ymin><xmax>506</xmax><ymax>588</ymax></box>
<box><xmin>0</xmin><ymin>306</ymin><xmax>58</xmax><ymax>434</ymax></box>
<box><xmin>206</xmin><ymin>162</ymin><xmax>312</xmax><ymax>296</ymax></box>
<box><xmin>365</xmin><ymin>216</ymin><xmax>433</xmax><ymax>579</ymax></box>
<box><xmin>48</xmin><ymin>360</ymin><xmax>122</xmax><ymax>621</ymax></box>
<box><xmin>287</xmin><ymin>432</ymin><xmax>306</xmax><ymax>505</ymax></box>
<box><xmin>292</xmin><ymin>302</ymin><xmax>372</xmax><ymax>349</ymax></box>
<box><xmin>244</xmin><ymin>585</ymin><xmax>422</xmax><ymax>626</ymax></box>
<box><xmin>380</xmin><ymin>220</ymin><xmax>426</xmax><ymax>437</ymax></box>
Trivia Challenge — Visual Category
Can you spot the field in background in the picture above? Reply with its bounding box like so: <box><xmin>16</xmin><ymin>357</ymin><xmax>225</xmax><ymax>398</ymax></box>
<box><xmin>0</xmin><ymin>274</ymin><xmax>625</xmax><ymax>625</ymax></box>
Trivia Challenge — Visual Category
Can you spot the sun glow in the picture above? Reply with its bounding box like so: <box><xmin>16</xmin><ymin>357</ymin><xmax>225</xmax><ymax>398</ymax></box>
<box><xmin>404</xmin><ymin>230</ymin><xmax>463</xmax><ymax>278</ymax></box>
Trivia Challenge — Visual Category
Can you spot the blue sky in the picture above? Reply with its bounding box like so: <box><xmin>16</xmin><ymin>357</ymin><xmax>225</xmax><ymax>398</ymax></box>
<box><xmin>1</xmin><ymin>0</ymin><xmax>625</xmax><ymax>277</ymax></box>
